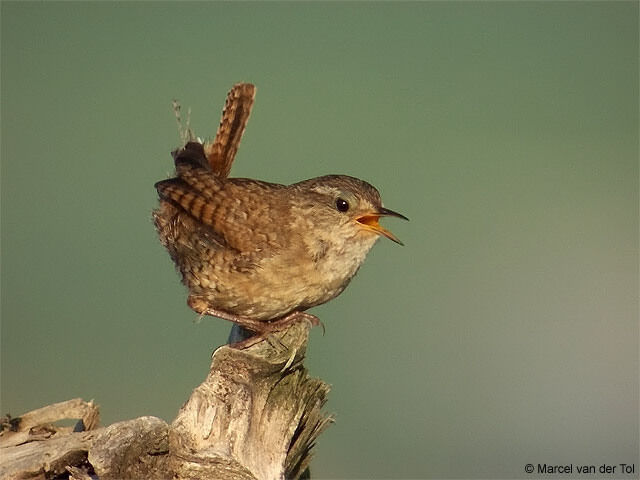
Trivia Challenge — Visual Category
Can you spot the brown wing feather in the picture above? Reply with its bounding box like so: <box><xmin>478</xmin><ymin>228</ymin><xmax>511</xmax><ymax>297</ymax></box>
<box><xmin>155</xmin><ymin>178</ymin><xmax>217</xmax><ymax>228</ymax></box>
<box><xmin>155</xmin><ymin>174</ymin><xmax>288</xmax><ymax>254</ymax></box>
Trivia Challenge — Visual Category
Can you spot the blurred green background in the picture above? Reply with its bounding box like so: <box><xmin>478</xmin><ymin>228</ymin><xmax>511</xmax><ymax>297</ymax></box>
<box><xmin>2</xmin><ymin>2</ymin><xmax>638</xmax><ymax>478</ymax></box>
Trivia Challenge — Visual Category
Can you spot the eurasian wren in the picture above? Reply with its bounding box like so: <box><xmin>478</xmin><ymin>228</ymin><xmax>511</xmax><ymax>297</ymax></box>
<box><xmin>153</xmin><ymin>83</ymin><xmax>407</xmax><ymax>335</ymax></box>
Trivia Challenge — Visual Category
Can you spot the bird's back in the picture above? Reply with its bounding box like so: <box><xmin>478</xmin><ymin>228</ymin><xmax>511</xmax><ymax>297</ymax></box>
<box><xmin>153</xmin><ymin>142</ymin><xmax>302</xmax><ymax>319</ymax></box>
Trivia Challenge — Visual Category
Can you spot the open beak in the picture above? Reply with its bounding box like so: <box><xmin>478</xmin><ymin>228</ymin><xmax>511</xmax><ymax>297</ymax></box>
<box><xmin>356</xmin><ymin>207</ymin><xmax>409</xmax><ymax>245</ymax></box>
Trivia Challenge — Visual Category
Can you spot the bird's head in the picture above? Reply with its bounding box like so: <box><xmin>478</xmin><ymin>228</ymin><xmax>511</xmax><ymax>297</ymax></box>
<box><xmin>291</xmin><ymin>175</ymin><xmax>408</xmax><ymax>248</ymax></box>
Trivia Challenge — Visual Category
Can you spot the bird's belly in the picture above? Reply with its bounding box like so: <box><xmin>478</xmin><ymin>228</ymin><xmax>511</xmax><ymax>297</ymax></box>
<box><xmin>187</xmin><ymin>248</ymin><xmax>361</xmax><ymax>321</ymax></box>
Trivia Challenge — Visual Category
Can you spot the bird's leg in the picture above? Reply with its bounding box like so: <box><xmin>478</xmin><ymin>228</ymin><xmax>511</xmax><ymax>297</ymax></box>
<box><xmin>188</xmin><ymin>295</ymin><xmax>322</xmax><ymax>334</ymax></box>
<box><xmin>188</xmin><ymin>296</ymin><xmax>266</xmax><ymax>332</ymax></box>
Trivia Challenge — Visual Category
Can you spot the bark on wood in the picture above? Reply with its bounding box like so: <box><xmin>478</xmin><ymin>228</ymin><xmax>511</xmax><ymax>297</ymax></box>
<box><xmin>0</xmin><ymin>321</ymin><xmax>331</xmax><ymax>480</ymax></box>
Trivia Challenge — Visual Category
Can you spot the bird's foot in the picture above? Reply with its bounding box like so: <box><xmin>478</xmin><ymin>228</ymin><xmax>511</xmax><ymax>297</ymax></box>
<box><xmin>264</xmin><ymin>310</ymin><xmax>322</xmax><ymax>333</ymax></box>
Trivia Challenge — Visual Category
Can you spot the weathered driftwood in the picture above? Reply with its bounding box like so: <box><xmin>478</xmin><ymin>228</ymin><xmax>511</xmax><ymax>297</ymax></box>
<box><xmin>0</xmin><ymin>321</ymin><xmax>332</xmax><ymax>480</ymax></box>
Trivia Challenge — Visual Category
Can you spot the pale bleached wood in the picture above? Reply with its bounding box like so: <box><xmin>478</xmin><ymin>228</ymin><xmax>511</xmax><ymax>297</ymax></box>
<box><xmin>88</xmin><ymin>416</ymin><xmax>169</xmax><ymax>480</ymax></box>
<box><xmin>169</xmin><ymin>320</ymin><xmax>333</xmax><ymax>480</ymax></box>
<box><xmin>0</xmin><ymin>427</ymin><xmax>92</xmax><ymax>479</ymax></box>
<box><xmin>0</xmin><ymin>398</ymin><xmax>99</xmax><ymax>440</ymax></box>
<box><xmin>66</xmin><ymin>465</ymin><xmax>94</xmax><ymax>480</ymax></box>
<box><xmin>0</xmin><ymin>321</ymin><xmax>331</xmax><ymax>480</ymax></box>
<box><xmin>0</xmin><ymin>416</ymin><xmax>168</xmax><ymax>480</ymax></box>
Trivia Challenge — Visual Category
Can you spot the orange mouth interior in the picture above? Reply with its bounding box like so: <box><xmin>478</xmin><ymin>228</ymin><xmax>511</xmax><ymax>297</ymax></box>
<box><xmin>357</xmin><ymin>215</ymin><xmax>381</xmax><ymax>229</ymax></box>
<box><xmin>356</xmin><ymin>214</ymin><xmax>403</xmax><ymax>245</ymax></box>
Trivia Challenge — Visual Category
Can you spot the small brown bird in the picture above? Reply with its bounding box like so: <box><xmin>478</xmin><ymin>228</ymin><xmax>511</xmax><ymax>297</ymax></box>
<box><xmin>153</xmin><ymin>83</ymin><xmax>407</xmax><ymax>336</ymax></box>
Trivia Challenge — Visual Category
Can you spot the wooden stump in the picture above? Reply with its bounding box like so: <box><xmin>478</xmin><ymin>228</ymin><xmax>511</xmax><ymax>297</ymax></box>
<box><xmin>0</xmin><ymin>321</ymin><xmax>332</xmax><ymax>480</ymax></box>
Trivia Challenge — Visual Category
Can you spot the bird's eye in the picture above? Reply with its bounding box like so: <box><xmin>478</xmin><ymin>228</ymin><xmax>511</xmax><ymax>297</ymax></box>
<box><xmin>335</xmin><ymin>198</ymin><xmax>350</xmax><ymax>212</ymax></box>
